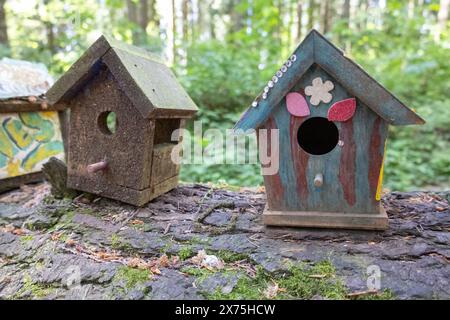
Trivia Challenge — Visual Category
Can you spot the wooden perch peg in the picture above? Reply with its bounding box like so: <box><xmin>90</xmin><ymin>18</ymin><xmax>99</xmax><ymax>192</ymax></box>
<box><xmin>314</xmin><ymin>173</ymin><xmax>324</xmax><ymax>188</ymax></box>
<box><xmin>87</xmin><ymin>160</ymin><xmax>108</xmax><ymax>174</ymax></box>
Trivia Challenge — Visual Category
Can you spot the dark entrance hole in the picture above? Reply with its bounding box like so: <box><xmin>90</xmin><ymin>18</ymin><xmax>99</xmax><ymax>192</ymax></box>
<box><xmin>98</xmin><ymin>111</ymin><xmax>117</xmax><ymax>135</ymax></box>
<box><xmin>297</xmin><ymin>117</ymin><xmax>339</xmax><ymax>155</ymax></box>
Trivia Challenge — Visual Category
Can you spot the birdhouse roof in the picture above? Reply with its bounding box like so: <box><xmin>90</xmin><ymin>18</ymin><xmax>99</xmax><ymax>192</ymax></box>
<box><xmin>46</xmin><ymin>35</ymin><xmax>198</xmax><ymax>118</ymax></box>
<box><xmin>234</xmin><ymin>30</ymin><xmax>424</xmax><ymax>131</ymax></box>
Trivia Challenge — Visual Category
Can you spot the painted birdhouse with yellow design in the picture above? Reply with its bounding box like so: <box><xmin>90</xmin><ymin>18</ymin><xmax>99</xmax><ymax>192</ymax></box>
<box><xmin>0</xmin><ymin>58</ymin><xmax>66</xmax><ymax>193</ymax></box>
<box><xmin>234</xmin><ymin>30</ymin><xmax>425</xmax><ymax>230</ymax></box>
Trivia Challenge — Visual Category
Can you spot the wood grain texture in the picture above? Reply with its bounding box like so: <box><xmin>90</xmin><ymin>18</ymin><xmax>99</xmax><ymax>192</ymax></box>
<box><xmin>0</xmin><ymin>172</ymin><xmax>43</xmax><ymax>193</ymax></box>
<box><xmin>263</xmin><ymin>205</ymin><xmax>389</xmax><ymax>231</ymax></box>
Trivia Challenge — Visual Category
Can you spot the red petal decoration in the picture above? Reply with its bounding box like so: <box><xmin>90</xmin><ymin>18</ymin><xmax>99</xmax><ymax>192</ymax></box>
<box><xmin>328</xmin><ymin>98</ymin><xmax>357</xmax><ymax>122</ymax></box>
<box><xmin>286</xmin><ymin>92</ymin><xmax>310</xmax><ymax>117</ymax></box>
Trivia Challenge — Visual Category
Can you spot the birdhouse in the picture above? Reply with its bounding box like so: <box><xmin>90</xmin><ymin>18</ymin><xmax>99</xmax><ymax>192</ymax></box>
<box><xmin>47</xmin><ymin>35</ymin><xmax>198</xmax><ymax>206</ymax></box>
<box><xmin>0</xmin><ymin>58</ymin><xmax>66</xmax><ymax>193</ymax></box>
<box><xmin>234</xmin><ymin>30</ymin><xmax>424</xmax><ymax>230</ymax></box>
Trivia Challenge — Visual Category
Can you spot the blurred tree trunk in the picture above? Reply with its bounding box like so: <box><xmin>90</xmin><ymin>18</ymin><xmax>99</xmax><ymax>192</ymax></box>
<box><xmin>436</xmin><ymin>0</ymin><xmax>450</xmax><ymax>41</ymax></box>
<box><xmin>149</xmin><ymin>0</ymin><xmax>159</xmax><ymax>27</ymax></box>
<box><xmin>196</xmin><ymin>0</ymin><xmax>204</xmax><ymax>40</ymax></box>
<box><xmin>209</xmin><ymin>2</ymin><xmax>216</xmax><ymax>39</ymax></box>
<box><xmin>172</xmin><ymin>0</ymin><xmax>177</xmax><ymax>63</ymax></box>
<box><xmin>182</xmin><ymin>0</ymin><xmax>189</xmax><ymax>43</ymax></box>
<box><xmin>46</xmin><ymin>22</ymin><xmax>56</xmax><ymax>54</ymax></box>
<box><xmin>127</xmin><ymin>0</ymin><xmax>140</xmax><ymax>44</ymax></box>
<box><xmin>357</xmin><ymin>0</ymin><xmax>369</xmax><ymax>31</ymax></box>
<box><xmin>307</xmin><ymin>0</ymin><xmax>316</xmax><ymax>30</ymax></box>
<box><xmin>0</xmin><ymin>0</ymin><xmax>8</xmax><ymax>47</ymax></box>
<box><xmin>342</xmin><ymin>0</ymin><xmax>350</xmax><ymax>29</ymax></box>
<box><xmin>320</xmin><ymin>0</ymin><xmax>332</xmax><ymax>34</ymax></box>
<box><xmin>297</xmin><ymin>2</ymin><xmax>303</xmax><ymax>41</ymax></box>
<box><xmin>139</xmin><ymin>0</ymin><xmax>149</xmax><ymax>45</ymax></box>
<box><xmin>228</xmin><ymin>0</ymin><xmax>245</xmax><ymax>33</ymax></box>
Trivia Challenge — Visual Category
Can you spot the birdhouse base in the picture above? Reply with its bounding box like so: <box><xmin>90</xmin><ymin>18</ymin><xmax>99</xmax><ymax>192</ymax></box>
<box><xmin>68</xmin><ymin>175</ymin><xmax>179</xmax><ymax>207</ymax></box>
<box><xmin>263</xmin><ymin>206</ymin><xmax>388</xmax><ymax>231</ymax></box>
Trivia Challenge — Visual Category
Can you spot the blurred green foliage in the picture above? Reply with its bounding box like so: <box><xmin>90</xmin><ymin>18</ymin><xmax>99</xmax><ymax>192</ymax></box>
<box><xmin>2</xmin><ymin>0</ymin><xmax>448</xmax><ymax>191</ymax></box>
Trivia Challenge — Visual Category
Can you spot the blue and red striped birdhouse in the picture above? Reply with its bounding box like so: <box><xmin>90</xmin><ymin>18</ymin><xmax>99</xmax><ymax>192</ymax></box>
<box><xmin>234</xmin><ymin>30</ymin><xmax>424</xmax><ymax>230</ymax></box>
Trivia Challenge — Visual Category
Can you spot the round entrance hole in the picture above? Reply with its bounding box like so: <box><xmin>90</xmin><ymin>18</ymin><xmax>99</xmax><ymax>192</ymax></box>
<box><xmin>98</xmin><ymin>111</ymin><xmax>117</xmax><ymax>135</ymax></box>
<box><xmin>297</xmin><ymin>117</ymin><xmax>339</xmax><ymax>155</ymax></box>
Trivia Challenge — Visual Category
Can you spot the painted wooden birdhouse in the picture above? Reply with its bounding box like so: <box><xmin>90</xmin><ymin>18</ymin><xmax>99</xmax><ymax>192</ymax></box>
<box><xmin>47</xmin><ymin>35</ymin><xmax>198</xmax><ymax>206</ymax></box>
<box><xmin>234</xmin><ymin>30</ymin><xmax>424</xmax><ymax>230</ymax></box>
<box><xmin>0</xmin><ymin>58</ymin><xmax>66</xmax><ymax>193</ymax></box>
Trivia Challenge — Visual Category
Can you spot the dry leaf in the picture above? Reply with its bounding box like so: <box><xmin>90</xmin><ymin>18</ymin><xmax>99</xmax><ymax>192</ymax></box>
<box><xmin>264</xmin><ymin>281</ymin><xmax>280</xmax><ymax>299</ymax></box>
<box><xmin>51</xmin><ymin>233</ymin><xmax>62</xmax><ymax>241</ymax></box>
<box><xmin>150</xmin><ymin>266</ymin><xmax>161</xmax><ymax>275</ymax></box>
<box><xmin>66</xmin><ymin>239</ymin><xmax>76</xmax><ymax>246</ymax></box>
<box><xmin>12</xmin><ymin>228</ymin><xmax>26</xmax><ymax>235</ymax></box>
<box><xmin>159</xmin><ymin>254</ymin><xmax>170</xmax><ymax>268</ymax></box>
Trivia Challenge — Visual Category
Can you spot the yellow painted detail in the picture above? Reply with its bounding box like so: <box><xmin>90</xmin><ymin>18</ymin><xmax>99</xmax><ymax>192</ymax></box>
<box><xmin>0</xmin><ymin>111</ymin><xmax>64</xmax><ymax>179</ymax></box>
<box><xmin>376</xmin><ymin>141</ymin><xmax>387</xmax><ymax>201</ymax></box>
<box><xmin>7</xmin><ymin>159</ymin><xmax>21</xmax><ymax>177</ymax></box>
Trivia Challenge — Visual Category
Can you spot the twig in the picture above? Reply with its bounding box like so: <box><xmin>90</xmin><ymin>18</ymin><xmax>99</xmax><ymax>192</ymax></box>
<box><xmin>119</xmin><ymin>209</ymin><xmax>140</xmax><ymax>228</ymax></box>
<box><xmin>197</xmin><ymin>201</ymin><xmax>235</xmax><ymax>223</ymax></box>
<box><xmin>194</xmin><ymin>187</ymin><xmax>215</xmax><ymax>214</ymax></box>
<box><xmin>164</xmin><ymin>223</ymin><xmax>171</xmax><ymax>235</ymax></box>
<box><xmin>347</xmin><ymin>290</ymin><xmax>379</xmax><ymax>298</ymax></box>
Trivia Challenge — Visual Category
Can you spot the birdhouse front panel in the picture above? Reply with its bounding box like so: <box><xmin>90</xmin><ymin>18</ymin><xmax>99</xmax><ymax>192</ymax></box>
<box><xmin>234</xmin><ymin>30</ymin><xmax>424</xmax><ymax>230</ymax></box>
<box><xmin>47</xmin><ymin>35</ymin><xmax>198</xmax><ymax>206</ymax></box>
<box><xmin>67</xmin><ymin>68</ymin><xmax>154</xmax><ymax>202</ymax></box>
<box><xmin>261</xmin><ymin>64</ymin><xmax>388</xmax><ymax>214</ymax></box>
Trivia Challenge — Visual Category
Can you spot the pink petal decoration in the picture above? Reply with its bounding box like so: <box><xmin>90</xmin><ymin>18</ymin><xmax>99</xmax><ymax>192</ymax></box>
<box><xmin>328</xmin><ymin>98</ymin><xmax>357</xmax><ymax>122</ymax></box>
<box><xmin>286</xmin><ymin>92</ymin><xmax>310</xmax><ymax>117</ymax></box>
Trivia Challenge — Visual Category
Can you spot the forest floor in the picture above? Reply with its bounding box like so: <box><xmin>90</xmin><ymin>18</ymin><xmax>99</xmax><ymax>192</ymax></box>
<box><xmin>0</xmin><ymin>183</ymin><xmax>449</xmax><ymax>300</ymax></box>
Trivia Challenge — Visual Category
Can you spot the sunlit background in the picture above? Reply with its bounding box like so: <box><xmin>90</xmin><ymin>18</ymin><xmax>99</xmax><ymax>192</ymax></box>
<box><xmin>1</xmin><ymin>0</ymin><xmax>449</xmax><ymax>191</ymax></box>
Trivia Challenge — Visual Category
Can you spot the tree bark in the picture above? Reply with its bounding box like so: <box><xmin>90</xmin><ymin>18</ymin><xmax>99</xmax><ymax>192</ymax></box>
<box><xmin>0</xmin><ymin>0</ymin><xmax>8</xmax><ymax>47</ymax></box>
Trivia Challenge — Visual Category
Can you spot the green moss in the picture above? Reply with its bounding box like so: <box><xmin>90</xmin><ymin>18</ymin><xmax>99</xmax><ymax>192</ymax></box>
<box><xmin>206</xmin><ymin>261</ymin><xmax>348</xmax><ymax>300</ymax></box>
<box><xmin>13</xmin><ymin>274</ymin><xmax>54</xmax><ymax>299</ymax></box>
<box><xmin>20</xmin><ymin>235</ymin><xmax>34</xmax><ymax>244</ymax></box>
<box><xmin>214</xmin><ymin>250</ymin><xmax>249</xmax><ymax>263</ymax></box>
<box><xmin>178</xmin><ymin>246</ymin><xmax>194</xmax><ymax>261</ymax></box>
<box><xmin>159</xmin><ymin>242</ymin><xmax>173</xmax><ymax>254</ymax></box>
<box><xmin>351</xmin><ymin>289</ymin><xmax>395</xmax><ymax>300</ymax></box>
<box><xmin>276</xmin><ymin>261</ymin><xmax>347</xmax><ymax>300</ymax></box>
<box><xmin>113</xmin><ymin>266</ymin><xmax>151</xmax><ymax>289</ymax></box>
<box><xmin>110</xmin><ymin>234</ymin><xmax>133</xmax><ymax>252</ymax></box>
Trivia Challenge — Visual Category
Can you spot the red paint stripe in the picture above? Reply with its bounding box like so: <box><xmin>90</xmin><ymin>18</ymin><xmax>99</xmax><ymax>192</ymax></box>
<box><xmin>290</xmin><ymin>115</ymin><xmax>309</xmax><ymax>203</ymax></box>
<box><xmin>338</xmin><ymin>118</ymin><xmax>356</xmax><ymax>206</ymax></box>
<box><xmin>369</xmin><ymin>118</ymin><xmax>383</xmax><ymax>203</ymax></box>
<box><xmin>261</xmin><ymin>117</ymin><xmax>284</xmax><ymax>208</ymax></box>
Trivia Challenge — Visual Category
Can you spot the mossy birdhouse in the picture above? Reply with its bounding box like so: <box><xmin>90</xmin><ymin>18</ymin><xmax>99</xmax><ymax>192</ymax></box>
<box><xmin>234</xmin><ymin>30</ymin><xmax>424</xmax><ymax>230</ymax></box>
<box><xmin>47</xmin><ymin>35</ymin><xmax>198</xmax><ymax>206</ymax></box>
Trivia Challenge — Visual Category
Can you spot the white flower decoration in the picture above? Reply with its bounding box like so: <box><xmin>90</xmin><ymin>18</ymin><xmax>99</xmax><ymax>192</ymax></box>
<box><xmin>305</xmin><ymin>77</ymin><xmax>334</xmax><ymax>106</ymax></box>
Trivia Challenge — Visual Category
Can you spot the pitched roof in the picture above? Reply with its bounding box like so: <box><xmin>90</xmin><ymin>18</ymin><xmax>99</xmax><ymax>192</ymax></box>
<box><xmin>47</xmin><ymin>35</ymin><xmax>198</xmax><ymax>118</ymax></box>
<box><xmin>234</xmin><ymin>30</ymin><xmax>424</xmax><ymax>131</ymax></box>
